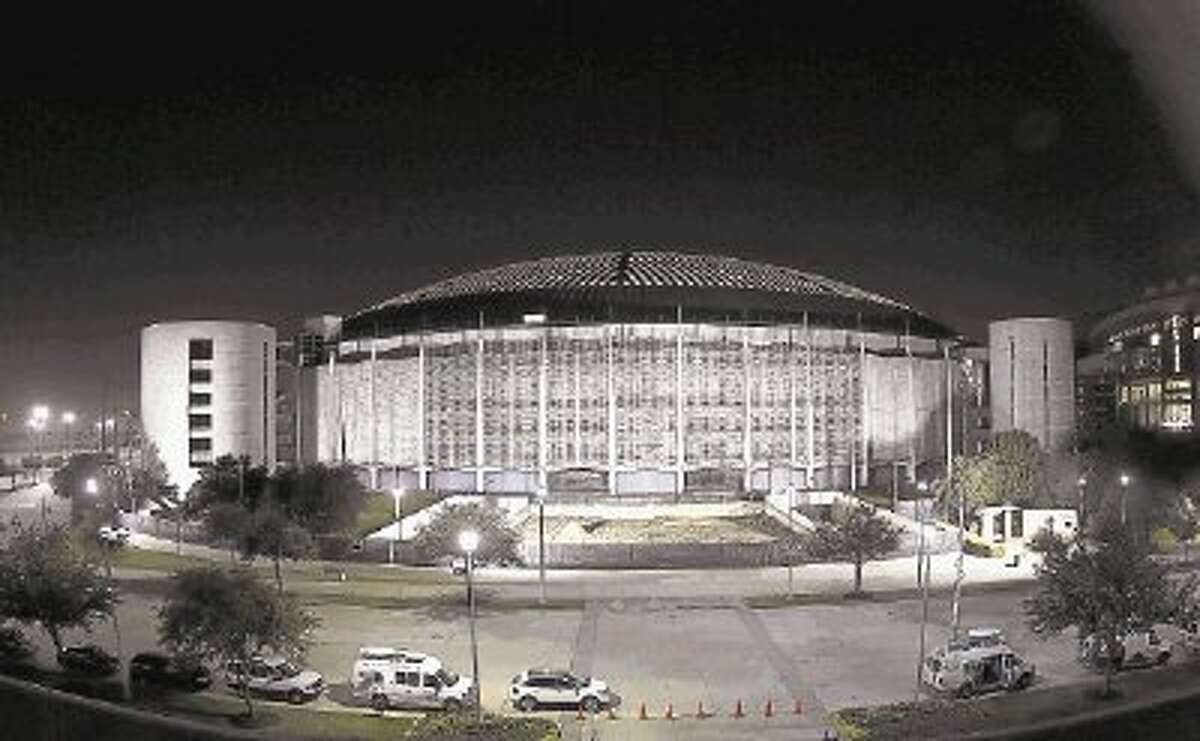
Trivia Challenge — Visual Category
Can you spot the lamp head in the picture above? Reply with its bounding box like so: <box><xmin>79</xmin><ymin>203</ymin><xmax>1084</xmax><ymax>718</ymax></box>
<box><xmin>458</xmin><ymin>529</ymin><xmax>480</xmax><ymax>554</ymax></box>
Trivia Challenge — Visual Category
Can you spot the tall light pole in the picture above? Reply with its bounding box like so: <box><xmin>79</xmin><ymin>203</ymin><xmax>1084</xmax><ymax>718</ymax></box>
<box><xmin>916</xmin><ymin>480</ymin><xmax>930</xmax><ymax>701</ymax></box>
<box><xmin>389</xmin><ymin>489</ymin><xmax>406</xmax><ymax>565</ymax></box>
<box><xmin>458</xmin><ymin>529</ymin><xmax>482</xmax><ymax>724</ymax></box>
<box><xmin>61</xmin><ymin>411</ymin><xmax>76</xmax><ymax>457</ymax></box>
<box><xmin>1120</xmin><ymin>473</ymin><xmax>1130</xmax><ymax>527</ymax></box>
<box><xmin>536</xmin><ymin>485</ymin><xmax>547</xmax><ymax>605</ymax></box>
<box><xmin>1077</xmin><ymin>476</ymin><xmax>1087</xmax><ymax>531</ymax></box>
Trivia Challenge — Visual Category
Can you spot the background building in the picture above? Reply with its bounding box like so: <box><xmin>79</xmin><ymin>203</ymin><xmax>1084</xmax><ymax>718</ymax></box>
<box><xmin>1081</xmin><ymin>277</ymin><xmax>1200</xmax><ymax>435</ymax></box>
<box><xmin>311</xmin><ymin>250</ymin><xmax>969</xmax><ymax>495</ymax></box>
<box><xmin>141</xmin><ymin>320</ymin><xmax>277</xmax><ymax>492</ymax></box>
<box><xmin>987</xmin><ymin>318</ymin><xmax>1075</xmax><ymax>452</ymax></box>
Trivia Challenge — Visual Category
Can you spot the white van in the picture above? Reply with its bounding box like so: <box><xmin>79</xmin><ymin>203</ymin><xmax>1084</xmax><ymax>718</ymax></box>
<box><xmin>922</xmin><ymin>645</ymin><xmax>1035</xmax><ymax>697</ymax></box>
<box><xmin>349</xmin><ymin>647</ymin><xmax>474</xmax><ymax>711</ymax></box>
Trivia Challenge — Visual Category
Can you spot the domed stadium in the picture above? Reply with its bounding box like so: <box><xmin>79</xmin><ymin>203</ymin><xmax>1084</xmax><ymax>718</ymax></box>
<box><xmin>314</xmin><ymin>250</ymin><xmax>962</xmax><ymax>496</ymax></box>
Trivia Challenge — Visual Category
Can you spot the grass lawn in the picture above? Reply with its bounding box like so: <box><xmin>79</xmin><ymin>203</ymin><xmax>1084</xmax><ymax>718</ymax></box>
<box><xmin>352</xmin><ymin>490</ymin><xmax>443</xmax><ymax>539</ymax></box>
<box><xmin>147</xmin><ymin>691</ymin><xmax>557</xmax><ymax>740</ymax></box>
<box><xmin>833</xmin><ymin>660</ymin><xmax>1200</xmax><ymax>740</ymax></box>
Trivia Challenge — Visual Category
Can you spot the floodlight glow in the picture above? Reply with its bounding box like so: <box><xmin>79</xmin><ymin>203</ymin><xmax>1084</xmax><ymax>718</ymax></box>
<box><xmin>84</xmin><ymin>478</ymin><xmax>98</xmax><ymax>495</ymax></box>
<box><xmin>61</xmin><ymin>411</ymin><xmax>76</xmax><ymax>425</ymax></box>
<box><xmin>458</xmin><ymin>529</ymin><xmax>480</xmax><ymax>554</ymax></box>
<box><xmin>1120</xmin><ymin>473</ymin><xmax>1131</xmax><ymax>486</ymax></box>
<box><xmin>31</xmin><ymin>405</ymin><xmax>49</xmax><ymax>422</ymax></box>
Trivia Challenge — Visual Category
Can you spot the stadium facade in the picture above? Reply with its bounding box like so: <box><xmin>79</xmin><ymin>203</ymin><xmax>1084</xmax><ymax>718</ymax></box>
<box><xmin>303</xmin><ymin>251</ymin><xmax>972</xmax><ymax>496</ymax></box>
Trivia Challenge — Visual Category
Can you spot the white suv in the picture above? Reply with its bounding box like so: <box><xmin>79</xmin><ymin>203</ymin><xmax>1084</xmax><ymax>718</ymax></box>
<box><xmin>510</xmin><ymin>669</ymin><xmax>614</xmax><ymax>713</ymax></box>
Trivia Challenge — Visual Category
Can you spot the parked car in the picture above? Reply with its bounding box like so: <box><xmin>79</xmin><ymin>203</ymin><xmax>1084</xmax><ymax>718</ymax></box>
<box><xmin>58</xmin><ymin>644</ymin><xmax>120</xmax><ymax>676</ymax></box>
<box><xmin>97</xmin><ymin>525</ymin><xmax>131</xmax><ymax>545</ymax></box>
<box><xmin>922</xmin><ymin>645</ymin><xmax>1035</xmax><ymax>698</ymax></box>
<box><xmin>129</xmin><ymin>652</ymin><xmax>211</xmax><ymax>691</ymax></box>
<box><xmin>225</xmin><ymin>656</ymin><xmax>324</xmax><ymax>704</ymax></box>
<box><xmin>1080</xmin><ymin>627</ymin><xmax>1171</xmax><ymax>671</ymax></box>
<box><xmin>509</xmin><ymin>668</ymin><xmax>616</xmax><ymax>713</ymax></box>
<box><xmin>349</xmin><ymin>646</ymin><xmax>474</xmax><ymax>711</ymax></box>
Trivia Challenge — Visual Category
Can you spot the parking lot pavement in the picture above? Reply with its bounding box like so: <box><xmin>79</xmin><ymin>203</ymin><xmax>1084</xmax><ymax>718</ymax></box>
<box><xmin>755</xmin><ymin>585</ymin><xmax>1093</xmax><ymax>712</ymax></box>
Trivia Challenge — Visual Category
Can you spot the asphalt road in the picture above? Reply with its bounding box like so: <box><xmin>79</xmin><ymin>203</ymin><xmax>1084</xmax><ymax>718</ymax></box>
<box><xmin>10</xmin><ymin>568</ymin><xmax>1118</xmax><ymax>741</ymax></box>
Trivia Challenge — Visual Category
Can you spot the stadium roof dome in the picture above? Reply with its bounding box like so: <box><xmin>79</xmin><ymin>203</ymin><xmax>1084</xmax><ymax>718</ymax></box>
<box><xmin>343</xmin><ymin>250</ymin><xmax>956</xmax><ymax>339</ymax></box>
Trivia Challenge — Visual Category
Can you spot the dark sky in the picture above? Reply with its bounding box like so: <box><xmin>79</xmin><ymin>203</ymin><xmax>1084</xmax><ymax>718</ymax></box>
<box><xmin>1</xmin><ymin>1</ymin><xmax>1197</xmax><ymax>428</ymax></box>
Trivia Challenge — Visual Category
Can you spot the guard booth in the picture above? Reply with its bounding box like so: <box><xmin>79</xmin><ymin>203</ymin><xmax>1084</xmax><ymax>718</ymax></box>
<box><xmin>976</xmin><ymin>506</ymin><xmax>1078</xmax><ymax>546</ymax></box>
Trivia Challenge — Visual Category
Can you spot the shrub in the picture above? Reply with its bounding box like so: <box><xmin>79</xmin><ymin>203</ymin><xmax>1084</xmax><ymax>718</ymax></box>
<box><xmin>963</xmin><ymin>538</ymin><xmax>1000</xmax><ymax>558</ymax></box>
<box><xmin>1151</xmin><ymin>526</ymin><xmax>1179</xmax><ymax>554</ymax></box>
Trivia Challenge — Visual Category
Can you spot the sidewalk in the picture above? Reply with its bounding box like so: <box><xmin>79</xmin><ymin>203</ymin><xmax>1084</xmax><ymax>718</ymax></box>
<box><xmin>126</xmin><ymin>530</ymin><xmax>1037</xmax><ymax>601</ymax></box>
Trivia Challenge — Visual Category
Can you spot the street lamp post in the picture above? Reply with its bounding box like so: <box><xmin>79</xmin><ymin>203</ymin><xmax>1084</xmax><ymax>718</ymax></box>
<box><xmin>458</xmin><ymin>529</ymin><xmax>482</xmax><ymax>724</ymax></box>
<box><xmin>536</xmin><ymin>485</ymin><xmax>547</xmax><ymax>605</ymax></box>
<box><xmin>1077</xmin><ymin>476</ymin><xmax>1087</xmax><ymax>531</ymax></box>
<box><xmin>61</xmin><ymin>411</ymin><xmax>76</xmax><ymax>458</ymax></box>
<box><xmin>1120</xmin><ymin>473</ymin><xmax>1130</xmax><ymax>527</ymax></box>
<box><xmin>916</xmin><ymin>480</ymin><xmax>930</xmax><ymax>700</ymax></box>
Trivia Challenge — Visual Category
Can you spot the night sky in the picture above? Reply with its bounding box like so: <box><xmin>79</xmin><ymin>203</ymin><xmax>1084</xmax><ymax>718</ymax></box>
<box><xmin>1</xmin><ymin>1</ymin><xmax>1197</xmax><ymax>430</ymax></box>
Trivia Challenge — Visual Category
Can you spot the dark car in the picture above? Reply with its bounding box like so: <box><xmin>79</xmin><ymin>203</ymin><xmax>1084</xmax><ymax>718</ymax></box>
<box><xmin>57</xmin><ymin>644</ymin><xmax>119</xmax><ymax>676</ymax></box>
<box><xmin>130</xmin><ymin>652</ymin><xmax>212</xmax><ymax>691</ymax></box>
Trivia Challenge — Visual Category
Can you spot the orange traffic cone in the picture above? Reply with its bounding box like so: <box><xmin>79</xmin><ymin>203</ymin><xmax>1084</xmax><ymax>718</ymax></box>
<box><xmin>765</xmin><ymin>698</ymin><xmax>774</xmax><ymax>718</ymax></box>
<box><xmin>733</xmin><ymin>699</ymin><xmax>745</xmax><ymax>718</ymax></box>
<box><xmin>697</xmin><ymin>700</ymin><xmax>710</xmax><ymax>718</ymax></box>
<box><xmin>639</xmin><ymin>702</ymin><xmax>649</xmax><ymax>720</ymax></box>
<box><xmin>794</xmin><ymin>698</ymin><xmax>803</xmax><ymax>716</ymax></box>
<box><xmin>665</xmin><ymin>702</ymin><xmax>676</xmax><ymax>720</ymax></box>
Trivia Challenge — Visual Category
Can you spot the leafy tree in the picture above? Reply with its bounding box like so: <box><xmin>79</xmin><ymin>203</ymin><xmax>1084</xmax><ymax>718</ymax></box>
<box><xmin>804</xmin><ymin>503</ymin><xmax>902</xmax><ymax>595</ymax></box>
<box><xmin>157</xmin><ymin>566</ymin><xmax>319</xmax><ymax>718</ymax></box>
<box><xmin>946</xmin><ymin>430</ymin><xmax>1051</xmax><ymax>516</ymax></box>
<box><xmin>1024</xmin><ymin>523</ymin><xmax>1196</xmax><ymax>697</ymax></box>
<box><xmin>242</xmin><ymin>499</ymin><xmax>314</xmax><ymax>594</ymax></box>
<box><xmin>126</xmin><ymin>437</ymin><xmax>169</xmax><ymax>512</ymax></box>
<box><xmin>203</xmin><ymin>501</ymin><xmax>251</xmax><ymax>563</ymax></box>
<box><xmin>412</xmin><ymin>502</ymin><xmax>520</xmax><ymax>566</ymax></box>
<box><xmin>50</xmin><ymin>453</ymin><xmax>106</xmax><ymax>502</ymax></box>
<box><xmin>186</xmin><ymin>455</ymin><xmax>269</xmax><ymax>515</ymax></box>
<box><xmin>0</xmin><ymin>524</ymin><xmax>118</xmax><ymax>652</ymax></box>
<box><xmin>272</xmin><ymin>464</ymin><xmax>369</xmax><ymax>536</ymax></box>
<box><xmin>1169</xmin><ymin>495</ymin><xmax>1199</xmax><ymax>564</ymax></box>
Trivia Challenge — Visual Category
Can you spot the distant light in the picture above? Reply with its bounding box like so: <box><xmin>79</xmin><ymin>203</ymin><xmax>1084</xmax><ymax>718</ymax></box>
<box><xmin>1120</xmin><ymin>473</ymin><xmax>1131</xmax><ymax>486</ymax></box>
<box><xmin>1150</xmin><ymin>332</ymin><xmax>1162</xmax><ymax>347</ymax></box>
<box><xmin>522</xmin><ymin>313</ymin><xmax>547</xmax><ymax>325</ymax></box>
<box><xmin>458</xmin><ymin>529</ymin><xmax>480</xmax><ymax>554</ymax></box>
<box><xmin>1077</xmin><ymin>477</ymin><xmax>1087</xmax><ymax>487</ymax></box>
<box><xmin>31</xmin><ymin>405</ymin><xmax>49</xmax><ymax>422</ymax></box>
<box><xmin>104</xmin><ymin>418</ymin><xmax>115</xmax><ymax>429</ymax></box>
<box><xmin>61</xmin><ymin>411</ymin><xmax>76</xmax><ymax>425</ymax></box>
<box><xmin>84</xmin><ymin>478</ymin><xmax>98</xmax><ymax>495</ymax></box>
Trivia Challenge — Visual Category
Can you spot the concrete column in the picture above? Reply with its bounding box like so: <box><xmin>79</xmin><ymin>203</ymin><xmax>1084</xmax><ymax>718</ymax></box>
<box><xmin>789</xmin><ymin>326</ymin><xmax>797</xmax><ymax>473</ymax></box>
<box><xmin>742</xmin><ymin>330</ymin><xmax>752</xmax><ymax>492</ymax></box>
<box><xmin>945</xmin><ymin>343</ymin><xmax>953</xmax><ymax>485</ymax></box>
<box><xmin>906</xmin><ymin>324</ymin><xmax>917</xmax><ymax>483</ymax></box>
<box><xmin>574</xmin><ymin>340</ymin><xmax>582</xmax><ymax>466</ymax></box>
<box><xmin>860</xmin><ymin>328</ymin><xmax>870</xmax><ymax>485</ymax></box>
<box><xmin>538</xmin><ymin>331</ymin><xmax>548</xmax><ymax>491</ymax></box>
<box><xmin>607</xmin><ymin>328</ymin><xmax>617</xmax><ymax>495</ymax></box>
<box><xmin>805</xmin><ymin>314</ymin><xmax>815</xmax><ymax>488</ymax></box>
<box><xmin>507</xmin><ymin>352</ymin><xmax>516</xmax><ymax>469</ymax></box>
<box><xmin>417</xmin><ymin>341</ymin><xmax>427</xmax><ymax>490</ymax></box>
<box><xmin>475</xmin><ymin>334</ymin><xmax>485</xmax><ymax>493</ymax></box>
<box><xmin>675</xmin><ymin>310</ymin><xmax>685</xmax><ymax>495</ymax></box>
<box><xmin>847</xmin><ymin>332</ymin><xmax>856</xmax><ymax>492</ymax></box>
<box><xmin>370</xmin><ymin>339</ymin><xmax>379</xmax><ymax>489</ymax></box>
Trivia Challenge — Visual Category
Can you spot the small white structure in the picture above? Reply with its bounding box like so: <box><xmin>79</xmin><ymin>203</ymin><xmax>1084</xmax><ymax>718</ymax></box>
<box><xmin>976</xmin><ymin>505</ymin><xmax>1078</xmax><ymax>545</ymax></box>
